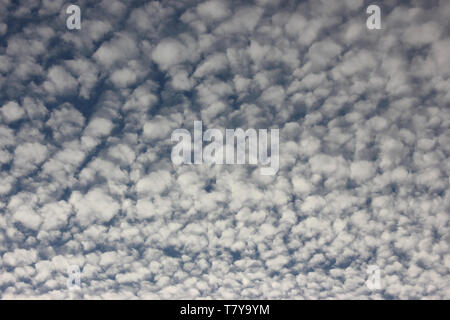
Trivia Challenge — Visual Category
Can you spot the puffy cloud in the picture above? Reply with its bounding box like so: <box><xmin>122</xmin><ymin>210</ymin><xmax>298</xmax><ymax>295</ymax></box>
<box><xmin>3</xmin><ymin>249</ymin><xmax>38</xmax><ymax>267</ymax></box>
<box><xmin>12</xmin><ymin>206</ymin><xmax>42</xmax><ymax>231</ymax></box>
<box><xmin>93</xmin><ymin>33</ymin><xmax>138</xmax><ymax>68</ymax></box>
<box><xmin>142</xmin><ymin>116</ymin><xmax>178</xmax><ymax>141</ymax></box>
<box><xmin>1</xmin><ymin>101</ymin><xmax>25</xmax><ymax>124</ymax></box>
<box><xmin>43</xmin><ymin>66</ymin><xmax>78</xmax><ymax>96</ymax></box>
<box><xmin>70</xmin><ymin>188</ymin><xmax>120</xmax><ymax>227</ymax></box>
<box><xmin>40</xmin><ymin>201</ymin><xmax>71</xmax><ymax>231</ymax></box>
<box><xmin>152</xmin><ymin>39</ymin><xmax>192</xmax><ymax>70</ymax></box>
<box><xmin>46</xmin><ymin>104</ymin><xmax>85</xmax><ymax>143</ymax></box>
<box><xmin>136</xmin><ymin>170</ymin><xmax>172</xmax><ymax>196</ymax></box>
<box><xmin>196</xmin><ymin>0</ymin><xmax>231</xmax><ymax>21</ymax></box>
<box><xmin>110</xmin><ymin>67</ymin><xmax>138</xmax><ymax>88</ymax></box>
<box><xmin>0</xmin><ymin>0</ymin><xmax>449</xmax><ymax>300</ymax></box>
<box><xmin>350</xmin><ymin>161</ymin><xmax>376</xmax><ymax>182</ymax></box>
<box><xmin>193</xmin><ymin>53</ymin><xmax>228</xmax><ymax>78</ymax></box>
<box><xmin>84</xmin><ymin>117</ymin><xmax>114</xmax><ymax>138</ymax></box>
<box><xmin>12</xmin><ymin>142</ymin><xmax>48</xmax><ymax>176</ymax></box>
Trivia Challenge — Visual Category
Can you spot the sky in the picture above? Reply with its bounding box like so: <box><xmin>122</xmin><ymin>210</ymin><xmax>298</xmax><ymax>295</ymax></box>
<box><xmin>0</xmin><ymin>0</ymin><xmax>449</xmax><ymax>299</ymax></box>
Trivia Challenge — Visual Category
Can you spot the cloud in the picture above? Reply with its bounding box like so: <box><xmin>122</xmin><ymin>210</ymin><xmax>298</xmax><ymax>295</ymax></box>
<box><xmin>196</xmin><ymin>0</ymin><xmax>231</xmax><ymax>22</ymax></box>
<box><xmin>12</xmin><ymin>142</ymin><xmax>48</xmax><ymax>176</ymax></box>
<box><xmin>0</xmin><ymin>0</ymin><xmax>449</xmax><ymax>300</ymax></box>
<box><xmin>350</xmin><ymin>161</ymin><xmax>376</xmax><ymax>182</ymax></box>
<box><xmin>70</xmin><ymin>188</ymin><xmax>120</xmax><ymax>227</ymax></box>
<box><xmin>43</xmin><ymin>66</ymin><xmax>78</xmax><ymax>96</ymax></box>
<box><xmin>152</xmin><ymin>39</ymin><xmax>192</xmax><ymax>71</ymax></box>
<box><xmin>1</xmin><ymin>101</ymin><xmax>25</xmax><ymax>124</ymax></box>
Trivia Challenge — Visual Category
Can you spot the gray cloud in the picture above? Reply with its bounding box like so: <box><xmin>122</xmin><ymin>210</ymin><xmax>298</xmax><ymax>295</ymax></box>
<box><xmin>0</xmin><ymin>0</ymin><xmax>449</xmax><ymax>299</ymax></box>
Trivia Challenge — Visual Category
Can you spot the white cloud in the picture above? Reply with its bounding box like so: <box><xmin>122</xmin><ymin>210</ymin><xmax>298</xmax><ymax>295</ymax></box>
<box><xmin>350</xmin><ymin>160</ymin><xmax>376</xmax><ymax>182</ymax></box>
<box><xmin>70</xmin><ymin>188</ymin><xmax>120</xmax><ymax>227</ymax></box>
<box><xmin>0</xmin><ymin>0</ymin><xmax>449</xmax><ymax>300</ymax></box>
<box><xmin>1</xmin><ymin>101</ymin><xmax>25</xmax><ymax>123</ymax></box>
<box><xmin>152</xmin><ymin>39</ymin><xmax>191</xmax><ymax>70</ymax></box>
<box><xmin>136</xmin><ymin>170</ymin><xmax>172</xmax><ymax>196</ymax></box>
<box><xmin>12</xmin><ymin>142</ymin><xmax>48</xmax><ymax>176</ymax></box>
<box><xmin>197</xmin><ymin>0</ymin><xmax>231</xmax><ymax>21</ymax></box>
<box><xmin>3</xmin><ymin>249</ymin><xmax>38</xmax><ymax>267</ymax></box>
<box><xmin>43</xmin><ymin>66</ymin><xmax>78</xmax><ymax>96</ymax></box>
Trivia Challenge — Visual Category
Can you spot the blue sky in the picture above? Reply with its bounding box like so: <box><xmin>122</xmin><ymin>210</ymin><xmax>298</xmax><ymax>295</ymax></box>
<box><xmin>0</xmin><ymin>0</ymin><xmax>449</xmax><ymax>299</ymax></box>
